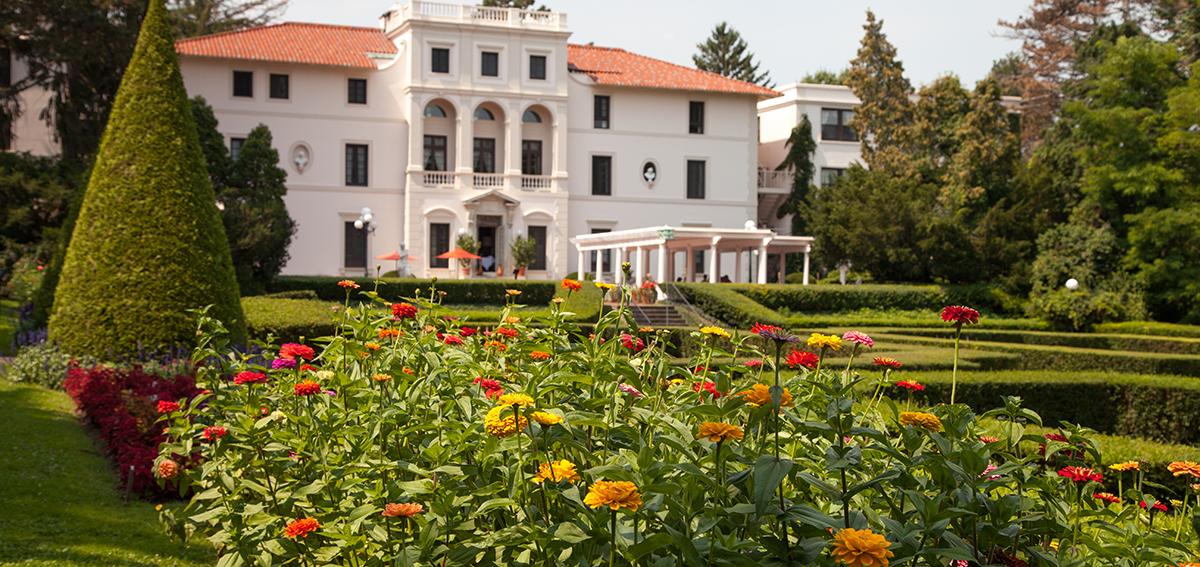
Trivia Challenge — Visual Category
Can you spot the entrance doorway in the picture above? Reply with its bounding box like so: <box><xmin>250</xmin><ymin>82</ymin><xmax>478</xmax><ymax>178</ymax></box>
<box><xmin>477</xmin><ymin>215</ymin><xmax>502</xmax><ymax>274</ymax></box>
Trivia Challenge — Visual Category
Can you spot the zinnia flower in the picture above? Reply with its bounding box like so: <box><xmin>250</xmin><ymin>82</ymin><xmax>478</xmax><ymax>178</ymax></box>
<box><xmin>529</xmin><ymin>350</ymin><xmax>551</xmax><ymax>360</ymax></box>
<box><xmin>697</xmin><ymin>422</ymin><xmax>744</xmax><ymax>443</ymax></box>
<box><xmin>495</xmin><ymin>327</ymin><xmax>520</xmax><ymax>339</ymax></box>
<box><xmin>533</xmin><ymin>459</ymin><xmax>581</xmax><ymax>484</ymax></box>
<box><xmin>294</xmin><ymin>380</ymin><xmax>321</xmax><ymax>396</ymax></box>
<box><xmin>980</xmin><ymin>464</ymin><xmax>1002</xmax><ymax>480</ymax></box>
<box><xmin>234</xmin><ymin>371</ymin><xmax>268</xmax><ymax>385</ymax></box>
<box><xmin>1139</xmin><ymin>499</ymin><xmax>1169</xmax><ymax>512</ymax></box>
<box><xmin>1168</xmin><ymin>461</ymin><xmax>1200</xmax><ymax>478</ymax></box>
<box><xmin>378</xmin><ymin>328</ymin><xmax>403</xmax><ymax>339</ymax></box>
<box><xmin>506</xmin><ymin>289</ymin><xmax>522</xmax><ymax>296</ymax></box>
<box><xmin>530</xmin><ymin>411</ymin><xmax>563</xmax><ymax>426</ymax></box>
<box><xmin>484</xmin><ymin>340</ymin><xmax>507</xmax><ymax>351</ymax></box>
<box><xmin>751</xmin><ymin>322</ymin><xmax>798</xmax><ymax>343</ymax></box>
<box><xmin>895</xmin><ymin>380</ymin><xmax>924</xmax><ymax>392</ymax></box>
<box><xmin>745</xmin><ymin>359</ymin><xmax>763</xmax><ymax>368</ymax></box>
<box><xmin>561</xmin><ymin>278</ymin><xmax>582</xmax><ymax>292</ymax></box>
<box><xmin>337</xmin><ymin>279</ymin><xmax>360</xmax><ymax>289</ymax></box>
<box><xmin>497</xmin><ymin>393</ymin><xmax>534</xmax><ymax>407</ymax></box>
<box><xmin>1058</xmin><ymin>466</ymin><xmax>1103</xmax><ymax>484</ymax></box>
<box><xmin>898</xmin><ymin>411</ymin><xmax>942</xmax><ymax>432</ymax></box>
<box><xmin>620</xmin><ymin>334</ymin><xmax>645</xmax><ymax>352</ymax></box>
<box><xmin>842</xmin><ymin>331</ymin><xmax>874</xmax><ymax>348</ymax></box>
<box><xmin>391</xmin><ymin>302</ymin><xmax>418</xmax><ymax>319</ymax></box>
<box><xmin>807</xmin><ymin>333</ymin><xmax>842</xmax><ymax>351</ymax></box>
<box><xmin>202</xmin><ymin>426</ymin><xmax>228</xmax><ymax>441</ymax></box>
<box><xmin>583</xmin><ymin>480</ymin><xmax>642</xmax><ymax>511</ymax></box>
<box><xmin>1109</xmin><ymin>461</ymin><xmax>1141</xmax><ymax>472</ymax></box>
<box><xmin>279</xmin><ymin>343</ymin><xmax>315</xmax><ymax>360</ymax></box>
<box><xmin>786</xmin><ymin>350</ymin><xmax>819</xmax><ymax>370</ymax></box>
<box><xmin>484</xmin><ymin>405</ymin><xmax>528</xmax><ymax>437</ymax></box>
<box><xmin>284</xmin><ymin>517</ymin><xmax>320</xmax><ymax>539</ymax></box>
<box><xmin>382</xmin><ymin>503</ymin><xmax>424</xmax><ymax>518</ymax></box>
<box><xmin>618</xmin><ymin>383</ymin><xmax>644</xmax><ymax>398</ymax></box>
<box><xmin>461</xmin><ymin>327</ymin><xmax>477</xmax><ymax>337</ymax></box>
<box><xmin>372</xmin><ymin>374</ymin><xmax>392</xmax><ymax>383</ymax></box>
<box><xmin>940</xmin><ymin>305</ymin><xmax>980</xmax><ymax>326</ymax></box>
<box><xmin>442</xmin><ymin>334</ymin><xmax>463</xmax><ymax>345</ymax></box>
<box><xmin>873</xmin><ymin>357</ymin><xmax>903</xmax><ymax>369</ymax></box>
<box><xmin>979</xmin><ymin>435</ymin><xmax>1000</xmax><ymax>444</ymax></box>
<box><xmin>156</xmin><ymin>459</ymin><xmax>179</xmax><ymax>479</ymax></box>
<box><xmin>830</xmin><ymin>527</ymin><xmax>894</xmax><ymax>567</ymax></box>
<box><xmin>699</xmin><ymin>325</ymin><xmax>731</xmax><ymax>339</ymax></box>
<box><xmin>157</xmin><ymin>400</ymin><xmax>181</xmax><ymax>414</ymax></box>
<box><xmin>737</xmin><ymin>383</ymin><xmax>793</xmax><ymax>410</ymax></box>
<box><xmin>594</xmin><ymin>282</ymin><xmax>616</xmax><ymax>291</ymax></box>
<box><xmin>1093</xmin><ymin>492</ymin><xmax>1120</xmax><ymax>504</ymax></box>
<box><xmin>271</xmin><ymin>357</ymin><xmax>297</xmax><ymax>370</ymax></box>
<box><xmin>692</xmin><ymin>380</ymin><xmax>722</xmax><ymax>399</ymax></box>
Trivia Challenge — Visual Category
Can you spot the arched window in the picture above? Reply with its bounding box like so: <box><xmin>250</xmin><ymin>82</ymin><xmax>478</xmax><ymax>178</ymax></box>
<box><xmin>424</xmin><ymin>104</ymin><xmax>447</xmax><ymax>118</ymax></box>
<box><xmin>522</xmin><ymin>109</ymin><xmax>542</xmax><ymax>123</ymax></box>
<box><xmin>474</xmin><ymin>107</ymin><xmax>495</xmax><ymax>121</ymax></box>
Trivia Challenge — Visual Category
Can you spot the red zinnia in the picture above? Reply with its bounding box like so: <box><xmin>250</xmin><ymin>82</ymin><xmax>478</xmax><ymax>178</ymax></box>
<box><xmin>620</xmin><ymin>333</ymin><xmax>645</xmax><ymax>352</ymax></box>
<box><xmin>873</xmin><ymin>357</ymin><xmax>903</xmax><ymax>369</ymax></box>
<box><xmin>442</xmin><ymin>334</ymin><xmax>463</xmax><ymax>345</ymax></box>
<box><xmin>692</xmin><ymin>381</ymin><xmax>722</xmax><ymax>399</ymax></box>
<box><xmin>1093</xmin><ymin>492</ymin><xmax>1120</xmax><ymax>504</ymax></box>
<box><xmin>157</xmin><ymin>400</ymin><xmax>181</xmax><ymax>414</ymax></box>
<box><xmin>940</xmin><ymin>305</ymin><xmax>981</xmax><ymax>326</ymax></box>
<box><xmin>1139</xmin><ymin>499</ymin><xmax>1169</xmax><ymax>512</ymax></box>
<box><xmin>234</xmin><ymin>371</ymin><xmax>268</xmax><ymax>385</ymax></box>
<box><xmin>279</xmin><ymin>343</ymin><xmax>315</xmax><ymax>360</ymax></box>
<box><xmin>495</xmin><ymin>327</ymin><xmax>519</xmax><ymax>339</ymax></box>
<box><xmin>461</xmin><ymin>327</ymin><xmax>477</xmax><ymax>337</ymax></box>
<box><xmin>337</xmin><ymin>279</ymin><xmax>360</xmax><ymax>289</ymax></box>
<box><xmin>284</xmin><ymin>517</ymin><xmax>320</xmax><ymax>539</ymax></box>
<box><xmin>391</xmin><ymin>302</ymin><xmax>418</xmax><ymax>319</ymax></box>
<box><xmin>294</xmin><ymin>380</ymin><xmax>321</xmax><ymax>396</ymax></box>
<box><xmin>785</xmin><ymin>350</ymin><xmax>819</xmax><ymax>370</ymax></box>
<box><xmin>750</xmin><ymin>322</ymin><xmax>783</xmax><ymax>335</ymax></box>
<box><xmin>474</xmin><ymin>377</ymin><xmax>501</xmax><ymax>390</ymax></box>
<box><xmin>299</xmin><ymin>363</ymin><xmax>317</xmax><ymax>372</ymax></box>
<box><xmin>203</xmin><ymin>426</ymin><xmax>228</xmax><ymax>441</ymax></box>
<box><xmin>1058</xmin><ymin>466</ymin><xmax>1103</xmax><ymax>484</ymax></box>
<box><xmin>895</xmin><ymin>380</ymin><xmax>925</xmax><ymax>392</ymax></box>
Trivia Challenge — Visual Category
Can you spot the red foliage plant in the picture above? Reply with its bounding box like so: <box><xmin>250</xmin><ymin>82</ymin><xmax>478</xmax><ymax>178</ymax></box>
<box><xmin>63</xmin><ymin>365</ymin><xmax>198</xmax><ymax>496</ymax></box>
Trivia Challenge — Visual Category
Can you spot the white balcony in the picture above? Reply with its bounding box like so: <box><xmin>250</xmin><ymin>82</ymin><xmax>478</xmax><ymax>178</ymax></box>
<box><xmin>386</xmin><ymin>1</ymin><xmax>568</xmax><ymax>32</ymax></box>
<box><xmin>409</xmin><ymin>171</ymin><xmax>561</xmax><ymax>192</ymax></box>
<box><xmin>519</xmin><ymin>175</ymin><xmax>553</xmax><ymax>191</ymax></box>
<box><xmin>473</xmin><ymin>173</ymin><xmax>505</xmax><ymax>188</ymax></box>
<box><xmin>422</xmin><ymin>171</ymin><xmax>455</xmax><ymax>187</ymax></box>
<box><xmin>757</xmin><ymin>167</ymin><xmax>792</xmax><ymax>190</ymax></box>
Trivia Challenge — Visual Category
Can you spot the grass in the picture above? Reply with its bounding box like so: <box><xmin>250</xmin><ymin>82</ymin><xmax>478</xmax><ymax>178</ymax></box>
<box><xmin>0</xmin><ymin>379</ymin><xmax>213</xmax><ymax>565</ymax></box>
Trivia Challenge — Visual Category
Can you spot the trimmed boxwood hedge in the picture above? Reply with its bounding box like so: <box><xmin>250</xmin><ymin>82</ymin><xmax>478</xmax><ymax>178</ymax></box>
<box><xmin>885</xmin><ymin>328</ymin><xmax>1200</xmax><ymax>355</ymax></box>
<box><xmin>910</xmin><ymin>370</ymin><xmax>1200</xmax><ymax>445</ymax></box>
<box><xmin>267</xmin><ymin>276</ymin><xmax>556</xmax><ymax>305</ymax></box>
<box><xmin>732</xmin><ymin>283</ymin><xmax>1022</xmax><ymax>315</ymax></box>
<box><xmin>49</xmin><ymin>0</ymin><xmax>245</xmax><ymax>357</ymax></box>
<box><xmin>676</xmin><ymin>283</ymin><xmax>787</xmax><ymax>328</ymax></box>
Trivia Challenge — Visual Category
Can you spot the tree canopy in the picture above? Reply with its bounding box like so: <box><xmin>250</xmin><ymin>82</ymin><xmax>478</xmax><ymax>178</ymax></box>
<box><xmin>693</xmin><ymin>22</ymin><xmax>773</xmax><ymax>87</ymax></box>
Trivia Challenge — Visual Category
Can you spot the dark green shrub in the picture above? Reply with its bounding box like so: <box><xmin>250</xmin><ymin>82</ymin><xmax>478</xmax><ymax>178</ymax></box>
<box><xmin>1095</xmin><ymin>320</ymin><xmax>1200</xmax><ymax>338</ymax></box>
<box><xmin>887</xmin><ymin>328</ymin><xmax>1200</xmax><ymax>355</ymax></box>
<box><xmin>48</xmin><ymin>0</ymin><xmax>244</xmax><ymax>358</ymax></box>
<box><xmin>733</xmin><ymin>283</ymin><xmax>1019</xmax><ymax>315</ymax></box>
<box><xmin>675</xmin><ymin>283</ymin><xmax>786</xmax><ymax>328</ymax></box>
<box><xmin>267</xmin><ymin>277</ymin><xmax>556</xmax><ymax>305</ymax></box>
<box><xmin>258</xmin><ymin>289</ymin><xmax>319</xmax><ymax>300</ymax></box>
<box><xmin>1026</xmin><ymin>221</ymin><xmax>1145</xmax><ymax>330</ymax></box>
<box><xmin>2</xmin><ymin>342</ymin><xmax>97</xmax><ymax>390</ymax></box>
<box><xmin>242</xmin><ymin>297</ymin><xmax>338</xmax><ymax>341</ymax></box>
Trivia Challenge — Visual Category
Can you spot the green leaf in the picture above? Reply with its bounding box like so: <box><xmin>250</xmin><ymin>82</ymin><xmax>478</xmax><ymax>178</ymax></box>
<box><xmin>475</xmin><ymin>497</ymin><xmax>517</xmax><ymax>516</ymax></box>
<box><xmin>551</xmin><ymin>522</ymin><xmax>590</xmax><ymax>544</ymax></box>
<box><xmin>753</xmin><ymin>456</ymin><xmax>793</xmax><ymax>518</ymax></box>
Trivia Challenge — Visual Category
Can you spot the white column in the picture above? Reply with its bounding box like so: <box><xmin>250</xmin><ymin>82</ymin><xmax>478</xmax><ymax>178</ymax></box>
<box><xmin>803</xmin><ymin>245</ymin><xmax>811</xmax><ymax>286</ymax></box>
<box><xmin>409</xmin><ymin>99</ymin><xmax>425</xmax><ymax>174</ymax></box>
<box><xmin>635</xmin><ymin>247</ymin><xmax>645</xmax><ymax>287</ymax></box>
<box><xmin>734</xmin><ymin>249</ymin><xmax>743</xmax><ymax>283</ymax></box>
<box><xmin>707</xmin><ymin>237</ymin><xmax>721</xmax><ymax>283</ymax></box>
<box><xmin>455</xmin><ymin>113</ymin><xmax>472</xmax><ymax>189</ymax></box>
<box><xmin>655</xmin><ymin>242</ymin><xmax>668</xmax><ymax>300</ymax></box>
<box><xmin>757</xmin><ymin>239</ymin><xmax>770</xmax><ymax>284</ymax></box>
<box><xmin>505</xmin><ymin>111</ymin><xmax>521</xmax><ymax>191</ymax></box>
<box><xmin>593</xmin><ymin>247</ymin><xmax>603</xmax><ymax>282</ymax></box>
<box><xmin>577</xmin><ymin>248</ymin><xmax>585</xmax><ymax>280</ymax></box>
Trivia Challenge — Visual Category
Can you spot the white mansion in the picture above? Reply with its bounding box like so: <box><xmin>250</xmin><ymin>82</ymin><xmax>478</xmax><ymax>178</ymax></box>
<box><xmin>2</xmin><ymin>1</ymin><xmax>940</xmax><ymax>282</ymax></box>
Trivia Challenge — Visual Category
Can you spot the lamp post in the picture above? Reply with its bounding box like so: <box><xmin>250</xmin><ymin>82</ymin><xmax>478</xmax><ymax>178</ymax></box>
<box><xmin>355</xmin><ymin>207</ymin><xmax>377</xmax><ymax>275</ymax></box>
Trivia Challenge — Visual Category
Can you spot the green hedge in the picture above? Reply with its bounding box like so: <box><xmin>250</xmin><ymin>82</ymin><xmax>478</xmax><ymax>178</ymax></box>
<box><xmin>886</xmin><ymin>328</ymin><xmax>1200</xmax><ymax>355</ymax></box>
<box><xmin>676</xmin><ymin>283</ymin><xmax>787</xmax><ymax>328</ymax></box>
<box><xmin>910</xmin><ymin>370</ymin><xmax>1200</xmax><ymax>445</ymax></box>
<box><xmin>733</xmin><ymin>283</ymin><xmax>1022</xmax><ymax>315</ymax></box>
<box><xmin>267</xmin><ymin>276</ymin><xmax>556</xmax><ymax>305</ymax></box>
<box><xmin>1095</xmin><ymin>320</ymin><xmax>1200</xmax><ymax>338</ymax></box>
<box><xmin>786</xmin><ymin>310</ymin><xmax>1048</xmax><ymax>330</ymax></box>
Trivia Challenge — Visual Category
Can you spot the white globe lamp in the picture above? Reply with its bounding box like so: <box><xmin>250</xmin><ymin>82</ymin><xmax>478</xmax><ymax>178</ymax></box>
<box><xmin>1065</xmin><ymin>278</ymin><xmax>1080</xmax><ymax>291</ymax></box>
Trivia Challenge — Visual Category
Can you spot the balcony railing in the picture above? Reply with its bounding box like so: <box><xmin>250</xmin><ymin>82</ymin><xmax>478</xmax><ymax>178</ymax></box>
<box><xmin>422</xmin><ymin>171</ymin><xmax>455</xmax><ymax>187</ymax></box>
<box><xmin>473</xmin><ymin>173</ymin><xmax>504</xmax><ymax>188</ymax></box>
<box><xmin>520</xmin><ymin>175</ymin><xmax>553</xmax><ymax>191</ymax></box>
<box><xmin>757</xmin><ymin>167</ymin><xmax>792</xmax><ymax>190</ymax></box>
<box><xmin>393</xmin><ymin>1</ymin><xmax>568</xmax><ymax>31</ymax></box>
<box><xmin>409</xmin><ymin>171</ymin><xmax>560</xmax><ymax>192</ymax></box>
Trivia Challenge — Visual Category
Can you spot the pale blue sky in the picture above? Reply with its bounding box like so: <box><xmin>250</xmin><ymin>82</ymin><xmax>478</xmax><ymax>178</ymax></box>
<box><xmin>282</xmin><ymin>0</ymin><xmax>1030</xmax><ymax>86</ymax></box>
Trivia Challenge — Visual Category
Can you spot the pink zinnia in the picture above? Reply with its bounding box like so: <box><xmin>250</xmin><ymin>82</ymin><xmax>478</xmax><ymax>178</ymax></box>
<box><xmin>842</xmin><ymin>331</ymin><xmax>874</xmax><ymax>348</ymax></box>
<box><xmin>618</xmin><ymin>383</ymin><xmax>644</xmax><ymax>398</ymax></box>
<box><xmin>745</xmin><ymin>359</ymin><xmax>763</xmax><ymax>368</ymax></box>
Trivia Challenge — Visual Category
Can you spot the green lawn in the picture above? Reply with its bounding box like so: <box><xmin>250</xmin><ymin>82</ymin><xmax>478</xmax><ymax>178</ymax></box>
<box><xmin>0</xmin><ymin>379</ymin><xmax>213</xmax><ymax>566</ymax></box>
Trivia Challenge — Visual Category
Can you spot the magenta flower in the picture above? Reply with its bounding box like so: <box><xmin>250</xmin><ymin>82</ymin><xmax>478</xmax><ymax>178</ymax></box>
<box><xmin>618</xmin><ymin>383</ymin><xmax>644</xmax><ymax>398</ymax></box>
<box><xmin>271</xmin><ymin>357</ymin><xmax>297</xmax><ymax>369</ymax></box>
<box><xmin>842</xmin><ymin>331</ymin><xmax>874</xmax><ymax>348</ymax></box>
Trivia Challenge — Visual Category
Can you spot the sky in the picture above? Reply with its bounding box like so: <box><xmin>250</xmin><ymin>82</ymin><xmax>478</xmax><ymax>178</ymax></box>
<box><xmin>282</xmin><ymin>0</ymin><xmax>1032</xmax><ymax>87</ymax></box>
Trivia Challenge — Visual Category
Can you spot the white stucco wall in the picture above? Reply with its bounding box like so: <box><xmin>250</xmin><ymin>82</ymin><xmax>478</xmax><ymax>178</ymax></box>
<box><xmin>6</xmin><ymin>54</ymin><xmax>60</xmax><ymax>156</ymax></box>
<box><xmin>757</xmin><ymin>82</ymin><xmax>864</xmax><ymax>186</ymax></box>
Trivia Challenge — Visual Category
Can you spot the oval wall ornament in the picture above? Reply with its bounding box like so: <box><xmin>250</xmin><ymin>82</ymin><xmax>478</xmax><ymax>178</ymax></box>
<box><xmin>641</xmin><ymin>160</ymin><xmax>658</xmax><ymax>187</ymax></box>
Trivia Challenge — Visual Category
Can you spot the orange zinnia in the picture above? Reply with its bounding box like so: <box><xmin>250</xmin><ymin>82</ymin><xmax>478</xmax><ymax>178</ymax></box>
<box><xmin>382</xmin><ymin>502</ymin><xmax>424</xmax><ymax>518</ymax></box>
<box><xmin>284</xmin><ymin>517</ymin><xmax>320</xmax><ymax>539</ymax></box>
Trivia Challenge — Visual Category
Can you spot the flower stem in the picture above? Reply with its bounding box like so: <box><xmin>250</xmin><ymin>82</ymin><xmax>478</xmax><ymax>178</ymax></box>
<box><xmin>950</xmin><ymin>326</ymin><xmax>962</xmax><ymax>405</ymax></box>
<box><xmin>609</xmin><ymin>508</ymin><xmax>617</xmax><ymax>567</ymax></box>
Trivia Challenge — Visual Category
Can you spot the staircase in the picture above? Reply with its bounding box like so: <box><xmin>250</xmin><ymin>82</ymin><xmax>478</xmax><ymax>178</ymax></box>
<box><xmin>630</xmin><ymin>303</ymin><xmax>687</xmax><ymax>327</ymax></box>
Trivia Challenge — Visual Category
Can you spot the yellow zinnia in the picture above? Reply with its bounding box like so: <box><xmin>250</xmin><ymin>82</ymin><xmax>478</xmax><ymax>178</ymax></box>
<box><xmin>898</xmin><ymin>411</ymin><xmax>943</xmax><ymax>432</ymax></box>
<box><xmin>699</xmin><ymin>325</ymin><xmax>731</xmax><ymax>339</ymax></box>
<box><xmin>506</xmin><ymin>289</ymin><xmax>522</xmax><ymax>296</ymax></box>
<box><xmin>497</xmin><ymin>393</ymin><xmax>535</xmax><ymax>407</ymax></box>
<box><xmin>583</xmin><ymin>480</ymin><xmax>642</xmax><ymax>511</ymax></box>
<box><xmin>807</xmin><ymin>333</ymin><xmax>842</xmax><ymax>351</ymax></box>
<box><xmin>532</xmin><ymin>459</ymin><xmax>581</xmax><ymax>484</ymax></box>
<box><xmin>483</xmin><ymin>405</ymin><xmax>528</xmax><ymax>438</ymax></box>
<box><xmin>736</xmin><ymin>383</ymin><xmax>793</xmax><ymax>410</ymax></box>
<box><xmin>1109</xmin><ymin>461</ymin><xmax>1140</xmax><ymax>472</ymax></box>
<box><xmin>595</xmin><ymin>282</ymin><xmax>616</xmax><ymax>291</ymax></box>
<box><xmin>530</xmin><ymin>411</ymin><xmax>563</xmax><ymax>426</ymax></box>
<box><xmin>697</xmin><ymin>422</ymin><xmax>744</xmax><ymax>443</ymax></box>
<box><xmin>830</xmin><ymin>527</ymin><xmax>893</xmax><ymax>567</ymax></box>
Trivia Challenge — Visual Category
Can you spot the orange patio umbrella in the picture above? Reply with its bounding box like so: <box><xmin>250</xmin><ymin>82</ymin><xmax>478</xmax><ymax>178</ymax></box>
<box><xmin>436</xmin><ymin>247</ymin><xmax>482</xmax><ymax>260</ymax></box>
<box><xmin>375</xmin><ymin>250</ymin><xmax>417</xmax><ymax>273</ymax></box>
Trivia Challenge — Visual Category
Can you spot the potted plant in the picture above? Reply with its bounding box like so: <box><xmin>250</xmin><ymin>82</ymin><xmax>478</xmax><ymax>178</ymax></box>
<box><xmin>456</xmin><ymin>233</ymin><xmax>479</xmax><ymax>276</ymax></box>
<box><xmin>510</xmin><ymin>235</ymin><xmax>536</xmax><ymax>280</ymax></box>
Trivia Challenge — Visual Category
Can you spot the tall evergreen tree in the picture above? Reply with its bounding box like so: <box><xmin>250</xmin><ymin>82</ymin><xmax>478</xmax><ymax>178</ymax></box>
<box><xmin>167</xmin><ymin>0</ymin><xmax>289</xmax><ymax>38</ymax></box>
<box><xmin>222</xmin><ymin>124</ymin><xmax>296</xmax><ymax>294</ymax></box>
<box><xmin>190</xmin><ymin>96</ymin><xmax>231</xmax><ymax>191</ymax></box>
<box><xmin>49</xmin><ymin>0</ymin><xmax>244</xmax><ymax>357</ymax></box>
<box><xmin>693</xmin><ymin>22</ymin><xmax>773</xmax><ymax>87</ymax></box>
<box><xmin>845</xmin><ymin>10</ymin><xmax>914</xmax><ymax>172</ymax></box>
<box><xmin>775</xmin><ymin>116</ymin><xmax>817</xmax><ymax>234</ymax></box>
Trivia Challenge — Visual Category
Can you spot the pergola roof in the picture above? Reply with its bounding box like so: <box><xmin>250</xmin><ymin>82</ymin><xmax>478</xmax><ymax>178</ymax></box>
<box><xmin>569</xmin><ymin>225</ymin><xmax>812</xmax><ymax>253</ymax></box>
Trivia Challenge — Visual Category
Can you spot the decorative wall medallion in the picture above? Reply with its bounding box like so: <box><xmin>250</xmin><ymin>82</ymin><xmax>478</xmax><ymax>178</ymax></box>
<box><xmin>291</xmin><ymin>143</ymin><xmax>311</xmax><ymax>174</ymax></box>
<box><xmin>641</xmin><ymin>160</ymin><xmax>658</xmax><ymax>187</ymax></box>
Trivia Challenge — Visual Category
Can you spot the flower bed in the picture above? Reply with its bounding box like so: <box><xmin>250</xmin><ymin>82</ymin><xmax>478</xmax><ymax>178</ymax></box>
<box><xmin>64</xmin><ymin>365</ymin><xmax>199</xmax><ymax>496</ymax></box>
<box><xmin>158</xmin><ymin>285</ymin><xmax>1200</xmax><ymax>565</ymax></box>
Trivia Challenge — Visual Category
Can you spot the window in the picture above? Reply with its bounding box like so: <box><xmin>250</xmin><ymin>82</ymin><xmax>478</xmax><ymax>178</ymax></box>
<box><xmin>474</xmin><ymin>107</ymin><xmax>495</xmax><ymax>121</ymax></box>
<box><xmin>424</xmin><ymin>104</ymin><xmax>447</xmax><ymax>118</ymax></box>
<box><xmin>591</xmin><ymin>155</ymin><xmax>612</xmax><ymax>196</ymax></box>
<box><xmin>232</xmin><ymin>71</ymin><xmax>253</xmax><ymax>97</ymax></box>
<box><xmin>521</xmin><ymin>140</ymin><xmax>542</xmax><ymax>175</ymax></box>
<box><xmin>473</xmin><ymin>138</ymin><xmax>496</xmax><ymax>173</ymax></box>
<box><xmin>528</xmin><ymin>226</ymin><xmax>547</xmax><ymax>270</ymax></box>
<box><xmin>820</xmin><ymin>167</ymin><xmax>846</xmax><ymax>186</ymax></box>
<box><xmin>345</xmin><ymin>144</ymin><xmax>369</xmax><ymax>186</ymax></box>
<box><xmin>0</xmin><ymin>48</ymin><xmax>9</xmax><ymax>88</ymax></box>
<box><xmin>529</xmin><ymin>54</ymin><xmax>546</xmax><ymax>80</ymax></box>
<box><xmin>481</xmin><ymin>51</ymin><xmax>499</xmax><ymax>77</ymax></box>
<box><xmin>429</xmin><ymin>223</ymin><xmax>450</xmax><ymax>268</ymax></box>
<box><xmin>522</xmin><ymin>109</ymin><xmax>542</xmax><ymax>123</ymax></box>
<box><xmin>590</xmin><ymin>228</ymin><xmax>611</xmax><ymax>273</ymax></box>
<box><xmin>431</xmin><ymin>47</ymin><xmax>450</xmax><ymax>73</ymax></box>
<box><xmin>688</xmin><ymin>101</ymin><xmax>705</xmax><ymax>134</ymax></box>
<box><xmin>594</xmin><ymin>95</ymin><xmax>610</xmax><ymax>129</ymax></box>
<box><xmin>269</xmin><ymin>73</ymin><xmax>289</xmax><ymax>99</ymax></box>
<box><xmin>230</xmin><ymin>137</ymin><xmax>246</xmax><ymax>161</ymax></box>
<box><xmin>694</xmin><ymin>250</ymin><xmax>706</xmax><ymax>276</ymax></box>
<box><xmin>347</xmin><ymin>78</ymin><xmax>367</xmax><ymax>104</ymax></box>
<box><xmin>424</xmin><ymin>135</ymin><xmax>448</xmax><ymax>171</ymax></box>
<box><xmin>821</xmin><ymin>108</ymin><xmax>857</xmax><ymax>141</ymax></box>
<box><xmin>344</xmin><ymin>221</ymin><xmax>368</xmax><ymax>269</ymax></box>
<box><xmin>686</xmin><ymin>159</ymin><xmax>706</xmax><ymax>199</ymax></box>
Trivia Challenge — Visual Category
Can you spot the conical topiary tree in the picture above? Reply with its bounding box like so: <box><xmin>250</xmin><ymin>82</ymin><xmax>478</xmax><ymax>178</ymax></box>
<box><xmin>49</xmin><ymin>0</ymin><xmax>245</xmax><ymax>358</ymax></box>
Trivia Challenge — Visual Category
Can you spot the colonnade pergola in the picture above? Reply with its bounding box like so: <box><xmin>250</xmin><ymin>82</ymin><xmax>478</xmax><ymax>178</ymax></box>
<box><xmin>570</xmin><ymin>226</ymin><xmax>813</xmax><ymax>289</ymax></box>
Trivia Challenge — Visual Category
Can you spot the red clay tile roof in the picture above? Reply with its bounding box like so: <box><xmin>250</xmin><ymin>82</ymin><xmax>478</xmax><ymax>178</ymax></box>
<box><xmin>176</xmin><ymin>23</ymin><xmax>397</xmax><ymax>69</ymax></box>
<box><xmin>567</xmin><ymin>43</ymin><xmax>778</xmax><ymax>98</ymax></box>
